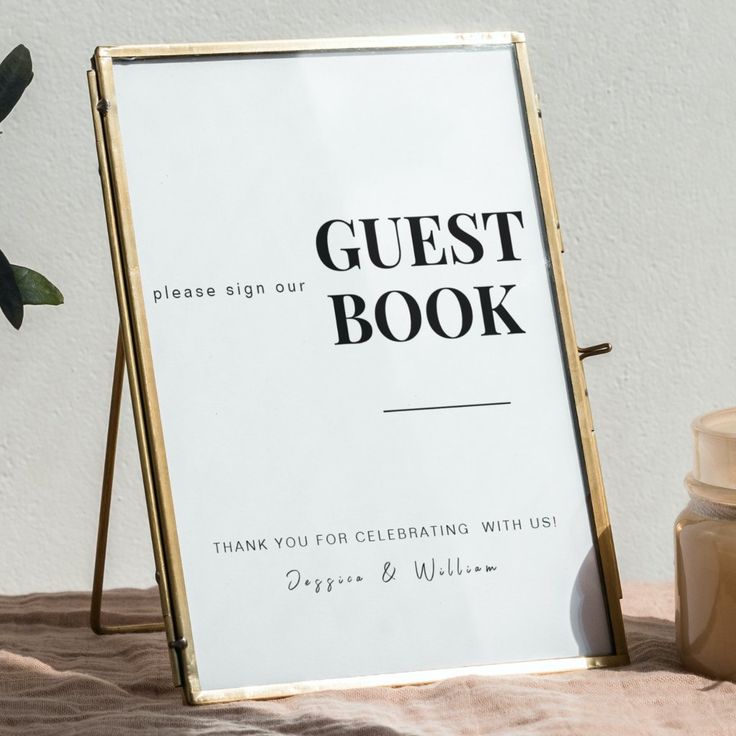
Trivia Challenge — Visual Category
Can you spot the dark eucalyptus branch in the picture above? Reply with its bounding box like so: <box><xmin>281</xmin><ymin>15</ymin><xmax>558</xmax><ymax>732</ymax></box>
<box><xmin>0</xmin><ymin>44</ymin><xmax>33</xmax><ymax>124</ymax></box>
<box><xmin>0</xmin><ymin>45</ymin><xmax>64</xmax><ymax>330</ymax></box>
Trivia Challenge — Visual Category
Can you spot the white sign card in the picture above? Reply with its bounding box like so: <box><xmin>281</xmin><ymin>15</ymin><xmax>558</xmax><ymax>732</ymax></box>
<box><xmin>91</xmin><ymin>33</ymin><xmax>627</xmax><ymax>704</ymax></box>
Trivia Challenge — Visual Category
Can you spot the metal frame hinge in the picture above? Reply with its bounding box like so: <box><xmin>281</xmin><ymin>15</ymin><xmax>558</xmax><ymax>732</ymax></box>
<box><xmin>578</xmin><ymin>343</ymin><xmax>612</xmax><ymax>361</ymax></box>
<box><xmin>96</xmin><ymin>98</ymin><xmax>111</xmax><ymax>117</ymax></box>
<box><xmin>168</xmin><ymin>637</ymin><xmax>188</xmax><ymax>651</ymax></box>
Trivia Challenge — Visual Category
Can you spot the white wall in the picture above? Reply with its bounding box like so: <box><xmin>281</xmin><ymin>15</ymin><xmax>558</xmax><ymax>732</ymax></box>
<box><xmin>0</xmin><ymin>0</ymin><xmax>733</xmax><ymax>595</ymax></box>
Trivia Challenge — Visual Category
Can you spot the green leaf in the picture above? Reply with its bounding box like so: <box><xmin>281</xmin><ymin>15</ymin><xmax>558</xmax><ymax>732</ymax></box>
<box><xmin>0</xmin><ymin>45</ymin><xmax>33</xmax><ymax>124</ymax></box>
<box><xmin>0</xmin><ymin>248</ymin><xmax>23</xmax><ymax>329</ymax></box>
<box><xmin>11</xmin><ymin>265</ymin><xmax>63</xmax><ymax>306</ymax></box>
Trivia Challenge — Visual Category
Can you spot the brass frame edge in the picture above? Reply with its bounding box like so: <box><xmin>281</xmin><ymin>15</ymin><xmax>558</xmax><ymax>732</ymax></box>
<box><xmin>191</xmin><ymin>654</ymin><xmax>630</xmax><ymax>704</ymax></box>
<box><xmin>93</xmin><ymin>52</ymin><xmax>201</xmax><ymax>698</ymax></box>
<box><xmin>87</xmin><ymin>67</ymin><xmax>187</xmax><ymax>689</ymax></box>
<box><xmin>95</xmin><ymin>31</ymin><xmax>525</xmax><ymax>60</ymax></box>
<box><xmin>88</xmin><ymin>33</ymin><xmax>628</xmax><ymax>705</ymax></box>
<box><xmin>514</xmin><ymin>44</ymin><xmax>627</xmax><ymax>658</ymax></box>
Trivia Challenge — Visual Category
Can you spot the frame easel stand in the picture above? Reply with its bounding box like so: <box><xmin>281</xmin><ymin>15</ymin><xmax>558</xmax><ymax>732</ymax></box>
<box><xmin>89</xmin><ymin>327</ymin><xmax>185</xmax><ymax>685</ymax></box>
<box><xmin>90</xmin><ymin>328</ymin><xmax>163</xmax><ymax>636</ymax></box>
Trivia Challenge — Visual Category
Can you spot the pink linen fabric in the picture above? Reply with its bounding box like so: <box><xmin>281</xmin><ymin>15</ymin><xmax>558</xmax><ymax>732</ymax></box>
<box><xmin>1</xmin><ymin>582</ymin><xmax>735</xmax><ymax>735</ymax></box>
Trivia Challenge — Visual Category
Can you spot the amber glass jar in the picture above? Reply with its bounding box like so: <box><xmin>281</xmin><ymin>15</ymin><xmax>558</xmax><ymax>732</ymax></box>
<box><xmin>675</xmin><ymin>407</ymin><xmax>736</xmax><ymax>680</ymax></box>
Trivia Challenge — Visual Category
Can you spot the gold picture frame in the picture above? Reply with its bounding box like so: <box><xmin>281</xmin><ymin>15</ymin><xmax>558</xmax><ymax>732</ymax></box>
<box><xmin>87</xmin><ymin>32</ymin><xmax>628</xmax><ymax>705</ymax></box>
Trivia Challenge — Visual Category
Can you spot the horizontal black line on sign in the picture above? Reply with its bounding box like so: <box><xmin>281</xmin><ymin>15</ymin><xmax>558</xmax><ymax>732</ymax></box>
<box><xmin>383</xmin><ymin>401</ymin><xmax>511</xmax><ymax>414</ymax></box>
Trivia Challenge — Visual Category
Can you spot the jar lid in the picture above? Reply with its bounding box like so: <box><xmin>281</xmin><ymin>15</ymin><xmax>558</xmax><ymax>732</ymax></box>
<box><xmin>692</xmin><ymin>407</ymin><xmax>736</xmax><ymax>491</ymax></box>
